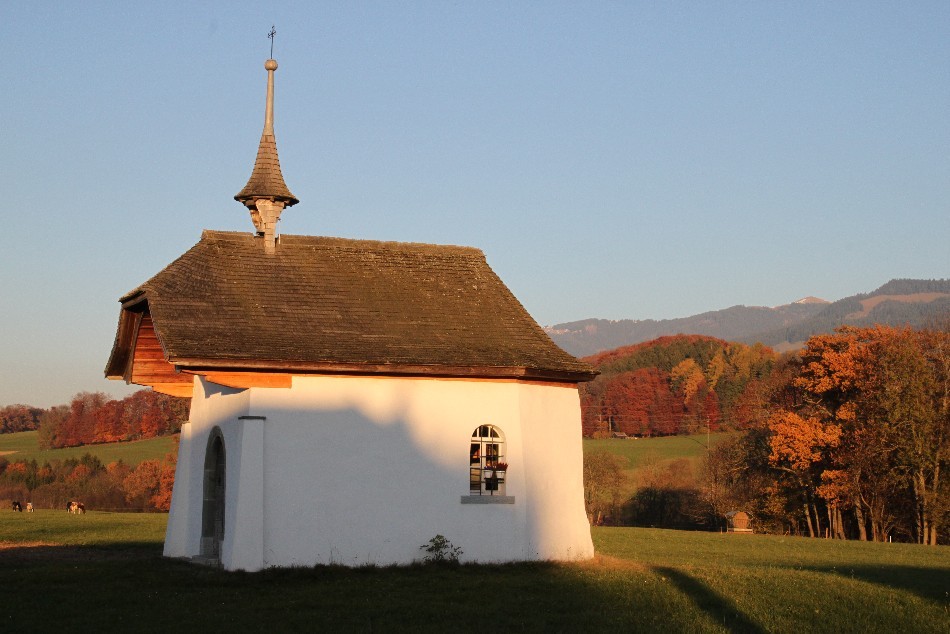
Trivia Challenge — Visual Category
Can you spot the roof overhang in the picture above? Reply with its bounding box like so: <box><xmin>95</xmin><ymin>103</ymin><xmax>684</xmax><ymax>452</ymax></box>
<box><xmin>171</xmin><ymin>357</ymin><xmax>595</xmax><ymax>385</ymax></box>
<box><xmin>106</xmin><ymin>301</ymin><xmax>594</xmax><ymax>400</ymax></box>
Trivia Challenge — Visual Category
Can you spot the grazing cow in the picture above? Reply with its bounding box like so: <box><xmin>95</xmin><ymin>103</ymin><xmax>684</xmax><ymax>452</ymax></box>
<box><xmin>12</xmin><ymin>501</ymin><xmax>22</xmax><ymax>512</ymax></box>
<box><xmin>68</xmin><ymin>501</ymin><xmax>86</xmax><ymax>514</ymax></box>
<box><xmin>25</xmin><ymin>502</ymin><xmax>33</xmax><ymax>512</ymax></box>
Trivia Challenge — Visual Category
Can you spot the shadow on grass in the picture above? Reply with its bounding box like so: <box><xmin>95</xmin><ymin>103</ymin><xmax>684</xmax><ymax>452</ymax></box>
<box><xmin>0</xmin><ymin>554</ymin><xmax>648</xmax><ymax>632</ymax></box>
<box><xmin>0</xmin><ymin>542</ymin><xmax>162</xmax><ymax>564</ymax></box>
<box><xmin>651</xmin><ymin>566</ymin><xmax>766</xmax><ymax>634</ymax></box>
<box><xmin>802</xmin><ymin>564</ymin><xmax>950</xmax><ymax>604</ymax></box>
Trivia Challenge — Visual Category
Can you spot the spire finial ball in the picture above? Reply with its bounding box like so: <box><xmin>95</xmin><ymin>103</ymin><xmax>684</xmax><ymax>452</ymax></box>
<box><xmin>265</xmin><ymin>59</ymin><xmax>278</xmax><ymax>71</ymax></box>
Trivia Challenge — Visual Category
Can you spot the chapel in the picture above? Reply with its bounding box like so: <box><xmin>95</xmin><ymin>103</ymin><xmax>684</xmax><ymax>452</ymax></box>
<box><xmin>105</xmin><ymin>53</ymin><xmax>596</xmax><ymax>570</ymax></box>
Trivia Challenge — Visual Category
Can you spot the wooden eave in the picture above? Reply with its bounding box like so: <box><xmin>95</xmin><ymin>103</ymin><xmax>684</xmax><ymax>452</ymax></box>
<box><xmin>170</xmin><ymin>357</ymin><xmax>593</xmax><ymax>384</ymax></box>
<box><xmin>106</xmin><ymin>308</ymin><xmax>195</xmax><ymax>396</ymax></box>
<box><xmin>107</xmin><ymin>309</ymin><xmax>591</xmax><ymax>399</ymax></box>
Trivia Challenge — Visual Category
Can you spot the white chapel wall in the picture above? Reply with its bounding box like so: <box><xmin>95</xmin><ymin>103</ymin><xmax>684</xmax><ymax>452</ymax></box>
<box><xmin>164</xmin><ymin>377</ymin><xmax>251</xmax><ymax>560</ymax></box>
<box><xmin>164</xmin><ymin>374</ymin><xmax>593</xmax><ymax>570</ymax></box>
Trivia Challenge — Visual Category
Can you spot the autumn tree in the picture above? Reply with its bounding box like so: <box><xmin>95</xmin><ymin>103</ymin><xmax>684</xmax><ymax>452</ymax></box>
<box><xmin>794</xmin><ymin>325</ymin><xmax>949</xmax><ymax>543</ymax></box>
<box><xmin>601</xmin><ymin>368</ymin><xmax>671</xmax><ymax>436</ymax></box>
<box><xmin>766</xmin><ymin>410</ymin><xmax>841</xmax><ymax>537</ymax></box>
<box><xmin>583</xmin><ymin>450</ymin><xmax>628</xmax><ymax>525</ymax></box>
<box><xmin>581</xmin><ymin>335</ymin><xmax>778</xmax><ymax>438</ymax></box>
<box><xmin>0</xmin><ymin>404</ymin><xmax>43</xmax><ymax>433</ymax></box>
<box><xmin>670</xmin><ymin>358</ymin><xmax>709</xmax><ymax>432</ymax></box>
<box><xmin>37</xmin><ymin>405</ymin><xmax>69</xmax><ymax>450</ymax></box>
<box><xmin>35</xmin><ymin>390</ymin><xmax>189</xmax><ymax>449</ymax></box>
<box><xmin>62</xmin><ymin>392</ymin><xmax>111</xmax><ymax>447</ymax></box>
<box><xmin>861</xmin><ymin>326</ymin><xmax>949</xmax><ymax>544</ymax></box>
<box><xmin>701</xmin><ymin>429</ymin><xmax>783</xmax><ymax>532</ymax></box>
<box><xmin>123</xmin><ymin>453</ymin><xmax>177</xmax><ymax>512</ymax></box>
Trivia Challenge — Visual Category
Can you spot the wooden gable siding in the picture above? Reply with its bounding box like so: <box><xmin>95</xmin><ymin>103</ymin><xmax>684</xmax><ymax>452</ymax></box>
<box><xmin>130</xmin><ymin>315</ymin><xmax>194</xmax><ymax>397</ymax></box>
<box><xmin>127</xmin><ymin>314</ymin><xmax>295</xmax><ymax>395</ymax></box>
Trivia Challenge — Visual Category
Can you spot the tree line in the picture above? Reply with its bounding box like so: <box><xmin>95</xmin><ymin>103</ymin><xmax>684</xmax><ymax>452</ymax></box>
<box><xmin>0</xmin><ymin>404</ymin><xmax>45</xmax><ymax>434</ymax></box>
<box><xmin>0</xmin><ymin>450</ymin><xmax>176</xmax><ymax>512</ymax></box>
<box><xmin>584</xmin><ymin>324</ymin><xmax>950</xmax><ymax>545</ymax></box>
<box><xmin>580</xmin><ymin>335</ymin><xmax>780</xmax><ymax>437</ymax></box>
<box><xmin>34</xmin><ymin>390</ymin><xmax>189</xmax><ymax>449</ymax></box>
<box><xmin>0</xmin><ymin>389</ymin><xmax>188</xmax><ymax>512</ymax></box>
<box><xmin>710</xmin><ymin>324</ymin><xmax>949</xmax><ymax>545</ymax></box>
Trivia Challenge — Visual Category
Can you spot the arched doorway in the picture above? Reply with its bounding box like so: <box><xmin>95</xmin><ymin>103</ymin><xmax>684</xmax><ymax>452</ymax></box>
<box><xmin>201</xmin><ymin>428</ymin><xmax>226</xmax><ymax>560</ymax></box>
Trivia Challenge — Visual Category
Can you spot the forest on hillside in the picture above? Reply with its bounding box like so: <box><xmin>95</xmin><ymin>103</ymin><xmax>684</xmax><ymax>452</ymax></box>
<box><xmin>585</xmin><ymin>324</ymin><xmax>950</xmax><ymax>545</ymax></box>
<box><xmin>1</xmin><ymin>390</ymin><xmax>189</xmax><ymax>449</ymax></box>
<box><xmin>580</xmin><ymin>335</ymin><xmax>785</xmax><ymax>437</ymax></box>
<box><xmin>0</xmin><ymin>390</ymin><xmax>187</xmax><ymax>512</ymax></box>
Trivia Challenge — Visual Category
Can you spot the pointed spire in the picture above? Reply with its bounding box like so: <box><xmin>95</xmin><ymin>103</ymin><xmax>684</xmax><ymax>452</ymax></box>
<box><xmin>235</xmin><ymin>51</ymin><xmax>298</xmax><ymax>254</ymax></box>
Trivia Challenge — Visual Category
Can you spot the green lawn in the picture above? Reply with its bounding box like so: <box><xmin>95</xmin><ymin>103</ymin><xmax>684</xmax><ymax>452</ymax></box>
<box><xmin>0</xmin><ymin>431</ymin><xmax>708</xmax><ymax>475</ymax></box>
<box><xmin>583</xmin><ymin>432</ymin><xmax>730</xmax><ymax>465</ymax></box>
<box><xmin>0</xmin><ymin>431</ymin><xmax>177</xmax><ymax>466</ymax></box>
<box><xmin>0</xmin><ymin>431</ymin><xmax>42</xmax><ymax>455</ymax></box>
<box><xmin>0</xmin><ymin>509</ymin><xmax>167</xmax><ymax>546</ymax></box>
<box><xmin>584</xmin><ymin>433</ymin><xmax>731</xmax><ymax>498</ymax></box>
<box><xmin>1</xmin><ymin>512</ymin><xmax>946</xmax><ymax>632</ymax></box>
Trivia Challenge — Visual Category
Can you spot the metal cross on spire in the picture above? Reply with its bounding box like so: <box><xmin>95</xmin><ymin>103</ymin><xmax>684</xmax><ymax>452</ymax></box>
<box><xmin>268</xmin><ymin>25</ymin><xmax>276</xmax><ymax>58</ymax></box>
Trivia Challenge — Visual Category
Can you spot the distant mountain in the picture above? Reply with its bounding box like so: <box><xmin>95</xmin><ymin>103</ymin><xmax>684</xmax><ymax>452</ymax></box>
<box><xmin>546</xmin><ymin>278</ymin><xmax>950</xmax><ymax>357</ymax></box>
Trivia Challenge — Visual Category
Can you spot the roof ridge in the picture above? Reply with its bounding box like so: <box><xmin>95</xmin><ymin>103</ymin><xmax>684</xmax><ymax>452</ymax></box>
<box><xmin>199</xmin><ymin>229</ymin><xmax>484</xmax><ymax>255</ymax></box>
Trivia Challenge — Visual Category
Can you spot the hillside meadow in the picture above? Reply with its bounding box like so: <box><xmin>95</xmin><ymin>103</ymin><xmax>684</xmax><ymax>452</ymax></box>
<box><xmin>1</xmin><ymin>512</ymin><xmax>946</xmax><ymax>632</ymax></box>
<box><xmin>0</xmin><ymin>431</ymin><xmax>176</xmax><ymax>467</ymax></box>
<box><xmin>583</xmin><ymin>433</ymin><xmax>730</xmax><ymax>502</ymax></box>
<box><xmin>584</xmin><ymin>432</ymin><xmax>729</xmax><ymax>465</ymax></box>
<box><xmin>0</xmin><ymin>430</ymin><xmax>722</xmax><ymax>478</ymax></box>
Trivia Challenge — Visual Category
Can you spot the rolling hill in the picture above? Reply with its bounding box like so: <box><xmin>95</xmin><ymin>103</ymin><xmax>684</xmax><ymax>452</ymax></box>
<box><xmin>546</xmin><ymin>278</ymin><xmax>950</xmax><ymax>357</ymax></box>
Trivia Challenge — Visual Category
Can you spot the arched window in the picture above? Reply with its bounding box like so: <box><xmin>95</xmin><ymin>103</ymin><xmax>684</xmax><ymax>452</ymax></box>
<box><xmin>469</xmin><ymin>425</ymin><xmax>507</xmax><ymax>496</ymax></box>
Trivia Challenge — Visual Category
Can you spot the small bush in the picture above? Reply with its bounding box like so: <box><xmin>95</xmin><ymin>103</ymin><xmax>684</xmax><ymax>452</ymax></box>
<box><xmin>420</xmin><ymin>534</ymin><xmax>462</xmax><ymax>564</ymax></box>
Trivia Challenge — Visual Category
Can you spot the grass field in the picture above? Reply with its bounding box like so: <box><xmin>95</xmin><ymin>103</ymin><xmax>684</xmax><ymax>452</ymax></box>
<box><xmin>0</xmin><ymin>431</ymin><xmax>177</xmax><ymax>466</ymax></box>
<box><xmin>0</xmin><ymin>431</ymin><xmax>710</xmax><ymax>473</ymax></box>
<box><xmin>584</xmin><ymin>432</ymin><xmax>730</xmax><ymax>465</ymax></box>
<box><xmin>583</xmin><ymin>433</ymin><xmax>731</xmax><ymax>498</ymax></box>
<box><xmin>1</xmin><ymin>512</ymin><xmax>946</xmax><ymax>632</ymax></box>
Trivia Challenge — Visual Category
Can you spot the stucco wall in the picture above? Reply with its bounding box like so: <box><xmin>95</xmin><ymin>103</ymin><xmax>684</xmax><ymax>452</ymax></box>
<box><xmin>164</xmin><ymin>374</ymin><xmax>593</xmax><ymax>570</ymax></box>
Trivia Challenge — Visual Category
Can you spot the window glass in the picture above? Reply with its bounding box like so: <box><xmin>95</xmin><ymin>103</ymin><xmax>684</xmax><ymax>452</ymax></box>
<box><xmin>469</xmin><ymin>425</ymin><xmax>506</xmax><ymax>496</ymax></box>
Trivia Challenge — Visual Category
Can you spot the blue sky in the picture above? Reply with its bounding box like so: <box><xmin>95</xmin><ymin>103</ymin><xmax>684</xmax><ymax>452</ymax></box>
<box><xmin>2</xmin><ymin>2</ymin><xmax>948</xmax><ymax>407</ymax></box>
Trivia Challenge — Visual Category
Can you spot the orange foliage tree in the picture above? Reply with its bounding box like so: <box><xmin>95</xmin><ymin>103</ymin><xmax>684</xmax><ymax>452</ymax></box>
<box><xmin>792</xmin><ymin>325</ymin><xmax>949</xmax><ymax>543</ymax></box>
<box><xmin>580</xmin><ymin>335</ymin><xmax>777</xmax><ymax>437</ymax></box>
<box><xmin>37</xmin><ymin>390</ymin><xmax>189</xmax><ymax>449</ymax></box>
<box><xmin>766</xmin><ymin>410</ymin><xmax>840</xmax><ymax>537</ymax></box>
<box><xmin>123</xmin><ymin>452</ymin><xmax>177</xmax><ymax>512</ymax></box>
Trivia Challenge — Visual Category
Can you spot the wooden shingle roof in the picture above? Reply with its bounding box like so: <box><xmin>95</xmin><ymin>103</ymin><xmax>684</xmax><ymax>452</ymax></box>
<box><xmin>106</xmin><ymin>230</ymin><xmax>595</xmax><ymax>388</ymax></box>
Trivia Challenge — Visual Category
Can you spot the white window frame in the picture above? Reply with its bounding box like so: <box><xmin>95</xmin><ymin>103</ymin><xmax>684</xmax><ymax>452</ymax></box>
<box><xmin>469</xmin><ymin>425</ymin><xmax>507</xmax><ymax>496</ymax></box>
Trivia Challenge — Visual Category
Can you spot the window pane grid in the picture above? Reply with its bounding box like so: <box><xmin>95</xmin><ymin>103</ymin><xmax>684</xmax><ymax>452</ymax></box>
<box><xmin>470</xmin><ymin>426</ymin><xmax>505</xmax><ymax>496</ymax></box>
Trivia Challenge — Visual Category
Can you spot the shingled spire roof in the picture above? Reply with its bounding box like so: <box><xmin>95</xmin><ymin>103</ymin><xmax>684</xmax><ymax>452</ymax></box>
<box><xmin>235</xmin><ymin>59</ymin><xmax>298</xmax><ymax>207</ymax></box>
<box><xmin>235</xmin><ymin>58</ymin><xmax>297</xmax><ymax>254</ymax></box>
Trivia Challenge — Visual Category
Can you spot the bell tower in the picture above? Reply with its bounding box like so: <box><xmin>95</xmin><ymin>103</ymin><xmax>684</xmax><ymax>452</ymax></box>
<box><xmin>235</xmin><ymin>29</ymin><xmax>298</xmax><ymax>254</ymax></box>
